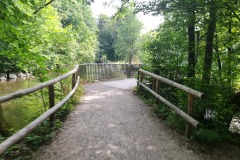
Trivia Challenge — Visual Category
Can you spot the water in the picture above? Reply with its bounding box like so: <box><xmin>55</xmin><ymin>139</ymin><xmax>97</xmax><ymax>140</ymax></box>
<box><xmin>0</xmin><ymin>78</ymin><xmax>45</xmax><ymax>131</ymax></box>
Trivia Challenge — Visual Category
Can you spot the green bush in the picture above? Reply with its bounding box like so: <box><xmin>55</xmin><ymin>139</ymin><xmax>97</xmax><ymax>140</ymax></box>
<box><xmin>193</xmin><ymin>128</ymin><xmax>222</xmax><ymax>144</ymax></box>
<box><xmin>166</xmin><ymin>112</ymin><xmax>186</xmax><ymax>130</ymax></box>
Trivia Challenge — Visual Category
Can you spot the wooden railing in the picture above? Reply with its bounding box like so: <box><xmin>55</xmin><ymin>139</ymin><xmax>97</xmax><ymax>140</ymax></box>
<box><xmin>138</xmin><ymin>68</ymin><xmax>204</xmax><ymax>138</ymax></box>
<box><xmin>79</xmin><ymin>63</ymin><xmax>140</xmax><ymax>81</ymax></box>
<box><xmin>0</xmin><ymin>65</ymin><xmax>80</xmax><ymax>155</ymax></box>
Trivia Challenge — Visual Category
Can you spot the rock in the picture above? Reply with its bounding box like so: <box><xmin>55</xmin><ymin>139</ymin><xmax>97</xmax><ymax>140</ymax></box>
<box><xmin>26</xmin><ymin>72</ymin><xmax>31</xmax><ymax>78</ymax></box>
<box><xmin>9</xmin><ymin>73</ymin><xmax>17</xmax><ymax>79</ymax></box>
<box><xmin>0</xmin><ymin>73</ymin><xmax>7</xmax><ymax>78</ymax></box>
<box><xmin>0</xmin><ymin>77</ymin><xmax>7</xmax><ymax>81</ymax></box>
<box><xmin>17</xmin><ymin>72</ymin><xmax>26</xmax><ymax>78</ymax></box>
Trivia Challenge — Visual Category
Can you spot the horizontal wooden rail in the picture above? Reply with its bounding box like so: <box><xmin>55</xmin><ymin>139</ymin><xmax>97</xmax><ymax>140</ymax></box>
<box><xmin>0</xmin><ymin>65</ymin><xmax>79</xmax><ymax>103</ymax></box>
<box><xmin>138</xmin><ymin>69</ymin><xmax>203</xmax><ymax>98</ymax></box>
<box><xmin>0</xmin><ymin>76</ymin><xmax>80</xmax><ymax>155</ymax></box>
<box><xmin>138</xmin><ymin>68</ymin><xmax>203</xmax><ymax>138</ymax></box>
<box><xmin>139</xmin><ymin>82</ymin><xmax>199</xmax><ymax>127</ymax></box>
<box><xmin>78</xmin><ymin>63</ymin><xmax>140</xmax><ymax>81</ymax></box>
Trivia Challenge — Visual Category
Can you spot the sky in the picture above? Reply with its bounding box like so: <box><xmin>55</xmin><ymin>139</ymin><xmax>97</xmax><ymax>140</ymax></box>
<box><xmin>90</xmin><ymin>0</ymin><xmax>164</xmax><ymax>33</ymax></box>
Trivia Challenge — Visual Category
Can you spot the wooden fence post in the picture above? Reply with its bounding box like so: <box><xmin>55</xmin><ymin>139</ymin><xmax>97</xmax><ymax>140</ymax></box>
<box><xmin>48</xmin><ymin>84</ymin><xmax>55</xmax><ymax>127</ymax></box>
<box><xmin>137</xmin><ymin>69</ymin><xmax>140</xmax><ymax>86</ymax></box>
<box><xmin>139</xmin><ymin>72</ymin><xmax>143</xmax><ymax>93</ymax></box>
<box><xmin>154</xmin><ymin>80</ymin><xmax>160</xmax><ymax>103</ymax></box>
<box><xmin>72</xmin><ymin>73</ymin><xmax>76</xmax><ymax>89</ymax></box>
<box><xmin>185</xmin><ymin>94</ymin><xmax>194</xmax><ymax>138</ymax></box>
<box><xmin>152</xmin><ymin>78</ymin><xmax>156</xmax><ymax>91</ymax></box>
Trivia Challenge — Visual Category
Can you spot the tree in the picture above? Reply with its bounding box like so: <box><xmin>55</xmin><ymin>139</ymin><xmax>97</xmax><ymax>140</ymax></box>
<box><xmin>0</xmin><ymin>0</ymin><xmax>98</xmax><ymax>76</ymax></box>
<box><xmin>201</xmin><ymin>0</ymin><xmax>218</xmax><ymax>86</ymax></box>
<box><xmin>97</xmin><ymin>14</ymin><xmax>117</xmax><ymax>62</ymax></box>
<box><xmin>137</xmin><ymin>0</ymin><xmax>240</xmax><ymax>142</ymax></box>
<box><xmin>114</xmin><ymin>7</ymin><xmax>142</xmax><ymax>64</ymax></box>
<box><xmin>52</xmin><ymin>0</ymin><xmax>98</xmax><ymax>64</ymax></box>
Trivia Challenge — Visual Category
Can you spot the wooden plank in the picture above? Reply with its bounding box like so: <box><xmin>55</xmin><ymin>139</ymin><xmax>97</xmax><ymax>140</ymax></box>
<box><xmin>0</xmin><ymin>76</ymin><xmax>80</xmax><ymax>155</ymax></box>
<box><xmin>139</xmin><ymin>69</ymin><xmax>203</xmax><ymax>98</ymax></box>
<box><xmin>185</xmin><ymin>94</ymin><xmax>194</xmax><ymax>138</ymax></box>
<box><xmin>0</xmin><ymin>65</ymin><xmax>79</xmax><ymax>103</ymax></box>
<box><xmin>138</xmin><ymin>82</ymin><xmax>199</xmax><ymax>128</ymax></box>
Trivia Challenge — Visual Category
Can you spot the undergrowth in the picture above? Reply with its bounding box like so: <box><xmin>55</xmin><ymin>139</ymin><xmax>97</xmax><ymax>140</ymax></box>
<box><xmin>137</xmin><ymin>85</ymin><xmax>240</xmax><ymax>147</ymax></box>
<box><xmin>0</xmin><ymin>81</ymin><xmax>84</xmax><ymax>160</ymax></box>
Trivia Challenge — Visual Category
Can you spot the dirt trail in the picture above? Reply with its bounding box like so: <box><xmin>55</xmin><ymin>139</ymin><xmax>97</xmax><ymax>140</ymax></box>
<box><xmin>34</xmin><ymin>79</ymin><xmax>240</xmax><ymax>160</ymax></box>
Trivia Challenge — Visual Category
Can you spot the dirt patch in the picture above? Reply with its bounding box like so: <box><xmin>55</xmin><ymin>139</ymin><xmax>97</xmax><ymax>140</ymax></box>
<box><xmin>34</xmin><ymin>80</ymin><xmax>240</xmax><ymax>160</ymax></box>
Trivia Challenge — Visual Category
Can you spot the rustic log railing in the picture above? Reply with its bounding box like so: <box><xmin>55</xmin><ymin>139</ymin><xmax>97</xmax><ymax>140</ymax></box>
<box><xmin>79</xmin><ymin>63</ymin><xmax>140</xmax><ymax>81</ymax></box>
<box><xmin>0</xmin><ymin>65</ymin><xmax>80</xmax><ymax>155</ymax></box>
<box><xmin>138</xmin><ymin>68</ymin><xmax>204</xmax><ymax>138</ymax></box>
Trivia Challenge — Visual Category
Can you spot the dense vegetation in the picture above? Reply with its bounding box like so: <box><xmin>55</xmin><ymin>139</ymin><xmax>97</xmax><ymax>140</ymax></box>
<box><xmin>0</xmin><ymin>0</ymin><xmax>142</xmax><ymax>158</ymax></box>
<box><xmin>0</xmin><ymin>0</ymin><xmax>96</xmax><ymax>159</ymax></box>
<box><xmin>0</xmin><ymin>0</ymin><xmax>97</xmax><ymax>76</ymax></box>
<box><xmin>136</xmin><ymin>0</ymin><xmax>240</xmax><ymax>144</ymax></box>
<box><xmin>96</xmin><ymin>7</ymin><xmax>142</xmax><ymax>63</ymax></box>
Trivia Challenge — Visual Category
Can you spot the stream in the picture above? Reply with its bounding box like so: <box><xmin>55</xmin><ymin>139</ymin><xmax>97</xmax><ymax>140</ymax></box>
<box><xmin>0</xmin><ymin>78</ymin><xmax>45</xmax><ymax>131</ymax></box>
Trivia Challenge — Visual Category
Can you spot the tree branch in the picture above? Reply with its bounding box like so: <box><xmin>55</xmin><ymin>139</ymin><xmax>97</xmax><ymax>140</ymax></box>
<box><xmin>222</xmin><ymin>2</ymin><xmax>240</xmax><ymax>21</ymax></box>
<box><xmin>112</xmin><ymin>0</ymin><xmax>130</xmax><ymax>20</ymax></box>
<box><xmin>231</xmin><ymin>10</ymin><xmax>240</xmax><ymax>21</ymax></box>
<box><xmin>33</xmin><ymin>0</ymin><xmax>56</xmax><ymax>14</ymax></box>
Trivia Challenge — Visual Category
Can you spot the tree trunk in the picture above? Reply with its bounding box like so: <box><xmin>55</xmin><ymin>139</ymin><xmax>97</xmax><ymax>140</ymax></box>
<box><xmin>202</xmin><ymin>0</ymin><xmax>217</xmax><ymax>85</ymax></box>
<box><xmin>129</xmin><ymin>54</ymin><xmax>132</xmax><ymax>65</ymax></box>
<box><xmin>187</xmin><ymin>26</ymin><xmax>195</xmax><ymax>77</ymax></box>
<box><xmin>227</xmin><ymin>20</ymin><xmax>232</xmax><ymax>88</ymax></box>
<box><xmin>196</xmin><ymin>30</ymin><xmax>200</xmax><ymax>64</ymax></box>
<box><xmin>187</xmin><ymin>1</ymin><xmax>196</xmax><ymax>81</ymax></box>
<box><xmin>215</xmin><ymin>33</ymin><xmax>222</xmax><ymax>82</ymax></box>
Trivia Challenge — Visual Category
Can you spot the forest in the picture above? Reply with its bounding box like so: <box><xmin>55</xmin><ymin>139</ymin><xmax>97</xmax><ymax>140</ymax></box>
<box><xmin>0</xmin><ymin>0</ymin><xmax>240</xmax><ymax>152</ymax></box>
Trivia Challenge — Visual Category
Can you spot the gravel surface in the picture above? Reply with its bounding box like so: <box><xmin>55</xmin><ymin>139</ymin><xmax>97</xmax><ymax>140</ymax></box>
<box><xmin>34</xmin><ymin>79</ymin><xmax>240</xmax><ymax>160</ymax></box>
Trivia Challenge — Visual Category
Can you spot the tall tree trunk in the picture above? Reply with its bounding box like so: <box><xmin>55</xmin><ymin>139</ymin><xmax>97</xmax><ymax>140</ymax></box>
<box><xmin>196</xmin><ymin>30</ymin><xmax>200</xmax><ymax>64</ymax></box>
<box><xmin>202</xmin><ymin>0</ymin><xmax>217</xmax><ymax>85</ymax></box>
<box><xmin>215</xmin><ymin>33</ymin><xmax>222</xmax><ymax>83</ymax></box>
<box><xmin>187</xmin><ymin>1</ymin><xmax>196</xmax><ymax>82</ymax></box>
<box><xmin>227</xmin><ymin>20</ymin><xmax>232</xmax><ymax>88</ymax></box>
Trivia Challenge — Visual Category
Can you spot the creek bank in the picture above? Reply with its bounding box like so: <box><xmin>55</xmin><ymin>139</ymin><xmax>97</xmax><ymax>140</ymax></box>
<box><xmin>0</xmin><ymin>72</ymin><xmax>31</xmax><ymax>81</ymax></box>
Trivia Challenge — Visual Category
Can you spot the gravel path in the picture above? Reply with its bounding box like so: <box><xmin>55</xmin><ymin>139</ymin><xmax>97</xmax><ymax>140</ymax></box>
<box><xmin>34</xmin><ymin>79</ymin><xmax>240</xmax><ymax>160</ymax></box>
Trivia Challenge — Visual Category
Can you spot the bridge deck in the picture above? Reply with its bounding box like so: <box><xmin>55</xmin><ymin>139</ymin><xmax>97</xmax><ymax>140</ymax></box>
<box><xmin>34</xmin><ymin>79</ymin><xmax>237</xmax><ymax>160</ymax></box>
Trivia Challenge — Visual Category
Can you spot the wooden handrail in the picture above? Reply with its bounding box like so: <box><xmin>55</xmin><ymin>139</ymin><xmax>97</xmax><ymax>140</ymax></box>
<box><xmin>0</xmin><ymin>66</ymin><xmax>80</xmax><ymax>155</ymax></box>
<box><xmin>139</xmin><ymin>82</ymin><xmax>199</xmax><ymax>127</ymax></box>
<box><xmin>139</xmin><ymin>69</ymin><xmax>203</xmax><ymax>98</ymax></box>
<box><xmin>138</xmin><ymin>68</ymin><xmax>203</xmax><ymax>138</ymax></box>
<box><xmin>0</xmin><ymin>65</ymin><xmax>79</xmax><ymax>103</ymax></box>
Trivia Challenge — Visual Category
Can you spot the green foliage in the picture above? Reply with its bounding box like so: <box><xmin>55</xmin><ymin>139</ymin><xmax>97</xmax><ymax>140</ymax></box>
<box><xmin>0</xmin><ymin>79</ymin><xmax>84</xmax><ymax>159</ymax></box>
<box><xmin>138</xmin><ymin>0</ymin><xmax>240</xmax><ymax>145</ymax></box>
<box><xmin>114</xmin><ymin>7</ymin><xmax>142</xmax><ymax>64</ymax></box>
<box><xmin>0</xmin><ymin>0</ymin><xmax>97</xmax><ymax>76</ymax></box>
<box><xmin>96</xmin><ymin>6</ymin><xmax>142</xmax><ymax>63</ymax></box>
<box><xmin>52</xmin><ymin>0</ymin><xmax>98</xmax><ymax>64</ymax></box>
<box><xmin>97</xmin><ymin>14</ymin><xmax>117</xmax><ymax>62</ymax></box>
<box><xmin>166</xmin><ymin>112</ymin><xmax>186</xmax><ymax>130</ymax></box>
<box><xmin>0</xmin><ymin>0</ymin><xmax>93</xmax><ymax>158</ymax></box>
<box><xmin>193</xmin><ymin>128</ymin><xmax>222</xmax><ymax>145</ymax></box>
